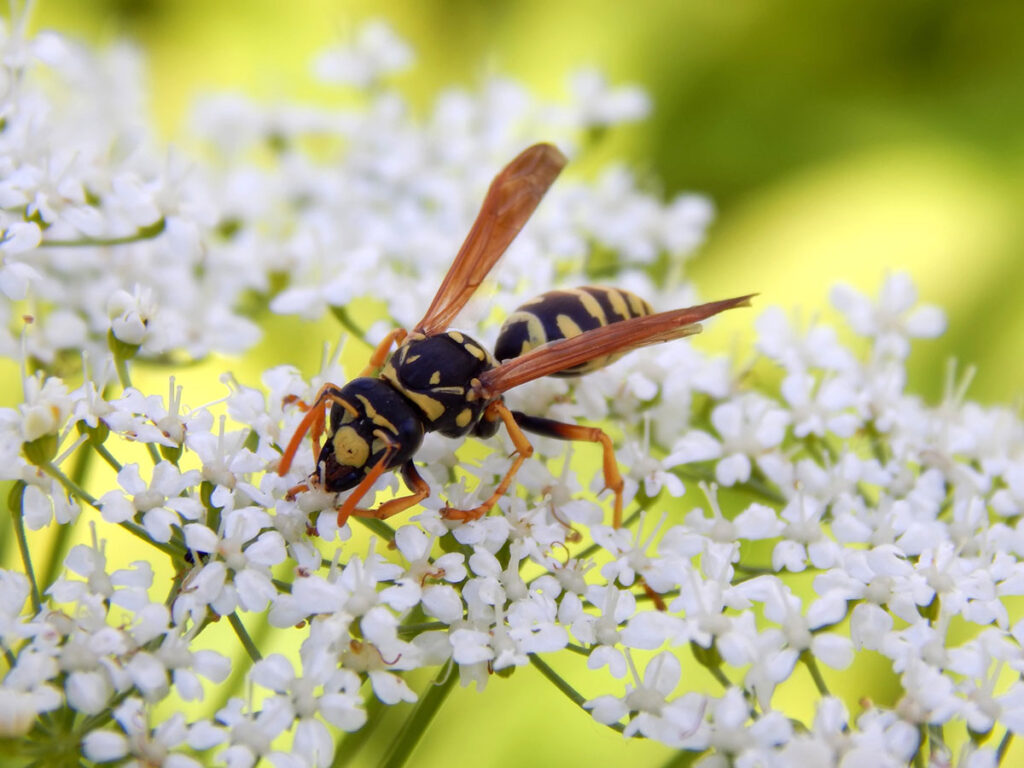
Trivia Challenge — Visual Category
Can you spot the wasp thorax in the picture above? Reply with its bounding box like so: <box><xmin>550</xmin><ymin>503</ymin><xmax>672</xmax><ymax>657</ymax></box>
<box><xmin>381</xmin><ymin>331</ymin><xmax>499</xmax><ymax>438</ymax></box>
<box><xmin>315</xmin><ymin>378</ymin><xmax>425</xmax><ymax>493</ymax></box>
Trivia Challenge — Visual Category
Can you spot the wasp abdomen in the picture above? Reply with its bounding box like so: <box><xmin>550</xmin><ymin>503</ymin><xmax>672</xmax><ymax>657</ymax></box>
<box><xmin>494</xmin><ymin>286</ymin><xmax>653</xmax><ymax>375</ymax></box>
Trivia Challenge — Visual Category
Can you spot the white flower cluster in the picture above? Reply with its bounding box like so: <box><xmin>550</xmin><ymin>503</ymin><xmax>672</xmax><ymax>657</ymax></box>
<box><xmin>1</xmin><ymin>16</ymin><xmax>1021</xmax><ymax>768</ymax></box>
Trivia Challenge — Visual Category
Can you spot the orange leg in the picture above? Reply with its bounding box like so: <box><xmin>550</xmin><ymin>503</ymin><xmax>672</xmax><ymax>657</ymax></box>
<box><xmin>347</xmin><ymin>462</ymin><xmax>431</xmax><ymax>521</ymax></box>
<box><xmin>442</xmin><ymin>401</ymin><xmax>534</xmax><ymax>522</ymax></box>
<box><xmin>278</xmin><ymin>384</ymin><xmax>358</xmax><ymax>476</ymax></box>
<box><xmin>506</xmin><ymin>410</ymin><xmax>625</xmax><ymax>528</ymax></box>
<box><xmin>359</xmin><ymin>328</ymin><xmax>407</xmax><ymax>377</ymax></box>
<box><xmin>335</xmin><ymin>432</ymin><xmax>400</xmax><ymax>527</ymax></box>
<box><xmin>285</xmin><ymin>482</ymin><xmax>310</xmax><ymax>501</ymax></box>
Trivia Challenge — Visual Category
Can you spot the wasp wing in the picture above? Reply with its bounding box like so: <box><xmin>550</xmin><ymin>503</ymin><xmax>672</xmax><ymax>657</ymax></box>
<box><xmin>414</xmin><ymin>143</ymin><xmax>568</xmax><ymax>336</ymax></box>
<box><xmin>477</xmin><ymin>294</ymin><xmax>755</xmax><ymax>397</ymax></box>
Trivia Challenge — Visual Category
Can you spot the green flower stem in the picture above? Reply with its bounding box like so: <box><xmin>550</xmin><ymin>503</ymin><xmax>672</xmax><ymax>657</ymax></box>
<box><xmin>997</xmin><ymin>729</ymin><xmax>1013</xmax><ymax>765</ymax></box>
<box><xmin>742</xmin><ymin>476</ymin><xmax>786</xmax><ymax>506</ymax></box>
<box><xmin>706</xmin><ymin>663</ymin><xmax>732</xmax><ymax>690</ymax></box>
<box><xmin>379</xmin><ymin>662</ymin><xmax>458</xmax><ymax>768</ymax></box>
<box><xmin>564</xmin><ymin>643</ymin><xmax>591</xmax><ymax>657</ymax></box>
<box><xmin>800</xmin><ymin>651</ymin><xmax>830</xmax><ymax>696</ymax></box>
<box><xmin>164</xmin><ymin>568</ymin><xmax>187</xmax><ymax>607</ymax></box>
<box><xmin>353</xmin><ymin>516</ymin><xmax>396</xmax><ymax>543</ymax></box>
<box><xmin>39</xmin><ymin>442</ymin><xmax>95</xmax><ymax>588</ymax></box>
<box><xmin>80</xmin><ymin>686</ymin><xmax>141</xmax><ymax>733</ymax></box>
<box><xmin>674</xmin><ymin>466</ymin><xmax>786</xmax><ymax>506</ymax></box>
<box><xmin>529</xmin><ymin>653</ymin><xmax>626</xmax><ymax>735</ymax></box>
<box><xmin>926</xmin><ymin>724</ymin><xmax>945</xmax><ymax>756</ymax></box>
<box><xmin>41</xmin><ymin>218</ymin><xmax>166</xmax><ymax>247</ymax></box>
<box><xmin>331</xmin><ymin>305</ymin><xmax>369</xmax><ymax>344</ymax></box>
<box><xmin>93</xmin><ymin>442</ymin><xmax>123</xmax><ymax>472</ymax></box>
<box><xmin>397</xmin><ymin>621</ymin><xmax>449</xmax><ymax>638</ymax></box>
<box><xmin>801</xmin><ymin>434</ymin><xmax>831</xmax><ymax>465</ymax></box>
<box><xmin>865</xmin><ymin>421</ymin><xmax>891</xmax><ymax>465</ymax></box>
<box><xmin>913</xmin><ymin>725</ymin><xmax>926</xmax><ymax>768</ymax></box>
<box><xmin>119</xmin><ymin>521</ymin><xmax>182</xmax><ymax>558</ymax></box>
<box><xmin>113</xmin><ymin>353</ymin><xmax>131</xmax><ymax>391</ymax></box>
<box><xmin>733</xmin><ymin>565</ymin><xmax>775</xmax><ymax>582</ymax></box>
<box><xmin>145</xmin><ymin>443</ymin><xmax>163</xmax><ymax>466</ymax></box>
<box><xmin>271</xmin><ymin>577</ymin><xmax>293</xmax><ymax>594</ymax></box>
<box><xmin>227</xmin><ymin>612</ymin><xmax>262</xmax><ymax>662</ymax></box>
<box><xmin>9</xmin><ymin>483</ymin><xmax>42</xmax><ymax>614</ymax></box>
<box><xmin>42</xmin><ymin>461</ymin><xmax>97</xmax><ymax>507</ymax></box>
<box><xmin>68</xmin><ymin>433</ymin><xmax>92</xmax><ymax>486</ymax></box>
<box><xmin>691</xmin><ymin>641</ymin><xmax>732</xmax><ymax>691</ymax></box>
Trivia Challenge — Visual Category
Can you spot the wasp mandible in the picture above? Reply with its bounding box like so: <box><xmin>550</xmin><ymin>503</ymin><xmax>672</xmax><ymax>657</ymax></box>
<box><xmin>277</xmin><ymin>143</ymin><xmax>753</xmax><ymax>528</ymax></box>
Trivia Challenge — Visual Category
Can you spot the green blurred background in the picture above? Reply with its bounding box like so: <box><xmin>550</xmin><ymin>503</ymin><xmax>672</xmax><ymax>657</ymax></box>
<box><xmin>19</xmin><ymin>0</ymin><xmax>1024</xmax><ymax>765</ymax></box>
<box><xmin>32</xmin><ymin>0</ymin><xmax>1024</xmax><ymax>406</ymax></box>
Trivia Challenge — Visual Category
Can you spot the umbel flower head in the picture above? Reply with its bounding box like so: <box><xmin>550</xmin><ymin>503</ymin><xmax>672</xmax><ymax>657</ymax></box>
<box><xmin>1</xmin><ymin>14</ymin><xmax>1021</xmax><ymax>768</ymax></box>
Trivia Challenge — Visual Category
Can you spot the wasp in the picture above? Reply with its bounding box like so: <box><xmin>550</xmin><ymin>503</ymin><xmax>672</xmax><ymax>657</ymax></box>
<box><xmin>277</xmin><ymin>143</ymin><xmax>752</xmax><ymax>528</ymax></box>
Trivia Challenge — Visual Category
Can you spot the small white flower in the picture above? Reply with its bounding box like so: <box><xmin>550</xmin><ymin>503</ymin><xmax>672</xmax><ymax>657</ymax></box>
<box><xmin>98</xmin><ymin>461</ymin><xmax>202</xmax><ymax>542</ymax></box>
<box><xmin>831</xmin><ymin>272</ymin><xmax>946</xmax><ymax>359</ymax></box>
<box><xmin>565</xmin><ymin>69</ymin><xmax>651</xmax><ymax>127</ymax></box>
<box><xmin>313</xmin><ymin>19</ymin><xmax>413</xmax><ymax>88</ymax></box>
<box><xmin>585</xmin><ymin>651</ymin><xmax>706</xmax><ymax>747</ymax></box>
<box><xmin>107</xmin><ymin>286</ymin><xmax>157</xmax><ymax>347</ymax></box>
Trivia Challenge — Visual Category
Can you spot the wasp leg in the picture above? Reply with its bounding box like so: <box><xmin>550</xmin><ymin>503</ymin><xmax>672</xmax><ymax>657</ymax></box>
<box><xmin>278</xmin><ymin>384</ymin><xmax>358</xmax><ymax>476</ymax></box>
<box><xmin>285</xmin><ymin>482</ymin><xmax>310</xmax><ymax>501</ymax></box>
<box><xmin>442</xmin><ymin>401</ymin><xmax>534</xmax><ymax>522</ymax></box>
<box><xmin>359</xmin><ymin>328</ymin><xmax>408</xmax><ymax>377</ymax></box>
<box><xmin>347</xmin><ymin>462</ymin><xmax>431</xmax><ymax>520</ymax></box>
<box><xmin>334</xmin><ymin>432</ymin><xmax>400</xmax><ymax>528</ymax></box>
<box><xmin>282</xmin><ymin>394</ymin><xmax>310</xmax><ymax>410</ymax></box>
<box><xmin>509</xmin><ymin>411</ymin><xmax>625</xmax><ymax>529</ymax></box>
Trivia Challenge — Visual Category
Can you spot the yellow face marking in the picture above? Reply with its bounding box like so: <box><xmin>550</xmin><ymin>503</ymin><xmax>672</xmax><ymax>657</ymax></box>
<box><xmin>332</xmin><ymin>426</ymin><xmax>370</xmax><ymax>468</ymax></box>
<box><xmin>555</xmin><ymin>313</ymin><xmax>584</xmax><ymax>340</ymax></box>
<box><xmin>448</xmin><ymin>331</ymin><xmax>464</xmax><ymax>344</ymax></box>
<box><xmin>353</xmin><ymin>394</ymin><xmax>398</xmax><ymax>434</ymax></box>
<box><xmin>429</xmin><ymin>370</ymin><xmax>441</xmax><ymax>385</ymax></box>
<box><xmin>576</xmin><ymin>289</ymin><xmax>608</xmax><ymax>325</ymax></box>
<box><xmin>455</xmin><ymin>408</ymin><xmax>473</xmax><ymax>428</ymax></box>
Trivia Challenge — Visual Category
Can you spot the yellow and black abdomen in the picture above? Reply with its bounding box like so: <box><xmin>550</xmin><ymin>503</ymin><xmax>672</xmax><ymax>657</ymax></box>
<box><xmin>494</xmin><ymin>286</ymin><xmax>654</xmax><ymax>376</ymax></box>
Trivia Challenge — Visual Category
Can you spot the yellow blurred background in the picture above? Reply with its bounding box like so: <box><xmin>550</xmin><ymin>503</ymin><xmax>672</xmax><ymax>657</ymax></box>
<box><xmin>15</xmin><ymin>0</ymin><xmax>1024</xmax><ymax>765</ymax></box>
